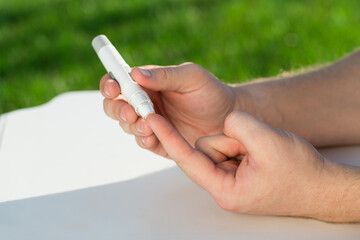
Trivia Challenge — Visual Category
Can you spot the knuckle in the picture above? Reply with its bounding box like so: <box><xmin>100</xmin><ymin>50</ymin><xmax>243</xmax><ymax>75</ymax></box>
<box><xmin>194</xmin><ymin>136</ymin><xmax>211</xmax><ymax>151</ymax></box>
<box><xmin>135</xmin><ymin>136</ymin><xmax>145</xmax><ymax>148</ymax></box>
<box><xmin>130</xmin><ymin>122</ymin><xmax>141</xmax><ymax>136</ymax></box>
<box><xmin>181</xmin><ymin>62</ymin><xmax>200</xmax><ymax>71</ymax></box>
<box><xmin>228</xmin><ymin>110</ymin><xmax>243</xmax><ymax>121</ymax></box>
<box><xmin>194</xmin><ymin>137</ymin><xmax>204</xmax><ymax>150</ymax></box>
<box><xmin>118</xmin><ymin>120</ymin><xmax>125</xmax><ymax>127</ymax></box>
<box><xmin>114</xmin><ymin>102</ymin><xmax>123</xmax><ymax>120</ymax></box>
<box><xmin>182</xmin><ymin>62</ymin><xmax>207</xmax><ymax>78</ymax></box>
<box><xmin>159</xmin><ymin>67</ymin><xmax>171</xmax><ymax>81</ymax></box>
<box><xmin>277</xmin><ymin>129</ymin><xmax>300</xmax><ymax>148</ymax></box>
<box><xmin>142</xmin><ymin>123</ymin><xmax>153</xmax><ymax>136</ymax></box>
<box><xmin>147</xmin><ymin>135</ymin><xmax>159</xmax><ymax>149</ymax></box>
<box><xmin>123</xmin><ymin>104</ymin><xmax>138</xmax><ymax>124</ymax></box>
<box><xmin>224</xmin><ymin>111</ymin><xmax>242</xmax><ymax>131</ymax></box>
<box><xmin>160</xmin><ymin>67</ymin><xmax>174</xmax><ymax>85</ymax></box>
<box><xmin>181</xmin><ymin>62</ymin><xmax>204</xmax><ymax>75</ymax></box>
<box><xmin>136</xmin><ymin>135</ymin><xmax>156</xmax><ymax>149</ymax></box>
<box><xmin>280</xmin><ymin>129</ymin><xmax>296</xmax><ymax>141</ymax></box>
<box><xmin>119</xmin><ymin>121</ymin><xmax>132</xmax><ymax>134</ymax></box>
<box><xmin>155</xmin><ymin>67</ymin><xmax>173</xmax><ymax>90</ymax></box>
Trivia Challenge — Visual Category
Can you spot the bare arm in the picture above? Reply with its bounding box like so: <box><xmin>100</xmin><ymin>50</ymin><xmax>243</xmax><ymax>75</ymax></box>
<box><xmin>236</xmin><ymin>49</ymin><xmax>360</xmax><ymax>147</ymax></box>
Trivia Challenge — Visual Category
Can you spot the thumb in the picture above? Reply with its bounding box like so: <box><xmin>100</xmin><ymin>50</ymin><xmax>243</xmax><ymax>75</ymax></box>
<box><xmin>131</xmin><ymin>63</ymin><xmax>206</xmax><ymax>93</ymax></box>
<box><xmin>224</xmin><ymin>111</ymin><xmax>282</xmax><ymax>154</ymax></box>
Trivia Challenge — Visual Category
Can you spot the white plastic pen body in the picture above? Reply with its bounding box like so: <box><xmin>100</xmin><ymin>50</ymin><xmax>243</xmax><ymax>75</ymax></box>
<box><xmin>92</xmin><ymin>35</ymin><xmax>154</xmax><ymax>119</ymax></box>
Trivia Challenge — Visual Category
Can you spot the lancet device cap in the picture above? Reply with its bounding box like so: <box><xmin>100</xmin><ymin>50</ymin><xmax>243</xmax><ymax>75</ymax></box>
<box><xmin>92</xmin><ymin>35</ymin><xmax>111</xmax><ymax>54</ymax></box>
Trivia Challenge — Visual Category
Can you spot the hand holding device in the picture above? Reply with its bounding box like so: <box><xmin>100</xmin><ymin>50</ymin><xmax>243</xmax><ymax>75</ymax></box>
<box><xmin>100</xmin><ymin>62</ymin><xmax>238</xmax><ymax>151</ymax></box>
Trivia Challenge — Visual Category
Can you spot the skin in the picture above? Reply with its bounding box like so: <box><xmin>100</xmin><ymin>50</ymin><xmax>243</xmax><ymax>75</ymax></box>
<box><xmin>236</xmin><ymin>49</ymin><xmax>360</xmax><ymax>147</ymax></box>
<box><xmin>99</xmin><ymin>50</ymin><xmax>360</xmax><ymax>222</ymax></box>
<box><xmin>146</xmin><ymin>112</ymin><xmax>360</xmax><ymax>222</ymax></box>
<box><xmin>101</xmin><ymin>63</ymin><xmax>237</xmax><ymax>156</ymax></box>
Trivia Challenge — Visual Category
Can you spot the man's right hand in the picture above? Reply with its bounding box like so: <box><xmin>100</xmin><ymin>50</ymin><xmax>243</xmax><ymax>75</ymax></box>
<box><xmin>100</xmin><ymin>63</ymin><xmax>242</xmax><ymax>158</ymax></box>
<box><xmin>145</xmin><ymin>111</ymin><xmax>360</xmax><ymax>223</ymax></box>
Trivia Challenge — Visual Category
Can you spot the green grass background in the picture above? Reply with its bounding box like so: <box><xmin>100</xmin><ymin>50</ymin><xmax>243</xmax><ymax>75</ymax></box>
<box><xmin>1</xmin><ymin>0</ymin><xmax>359</xmax><ymax>114</ymax></box>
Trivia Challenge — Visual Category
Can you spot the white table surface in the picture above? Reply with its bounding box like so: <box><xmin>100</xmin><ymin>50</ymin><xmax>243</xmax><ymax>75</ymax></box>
<box><xmin>0</xmin><ymin>91</ymin><xmax>359</xmax><ymax>239</ymax></box>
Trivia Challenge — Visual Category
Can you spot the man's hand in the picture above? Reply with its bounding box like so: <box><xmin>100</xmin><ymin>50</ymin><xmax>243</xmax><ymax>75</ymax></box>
<box><xmin>146</xmin><ymin>111</ymin><xmax>360</xmax><ymax>222</ymax></box>
<box><xmin>100</xmin><ymin>63</ymin><xmax>239</xmax><ymax>157</ymax></box>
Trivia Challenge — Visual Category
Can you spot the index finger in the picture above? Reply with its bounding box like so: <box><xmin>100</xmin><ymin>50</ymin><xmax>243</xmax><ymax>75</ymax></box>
<box><xmin>99</xmin><ymin>73</ymin><xmax>121</xmax><ymax>99</ymax></box>
<box><xmin>146</xmin><ymin>114</ymin><xmax>223</xmax><ymax>193</ymax></box>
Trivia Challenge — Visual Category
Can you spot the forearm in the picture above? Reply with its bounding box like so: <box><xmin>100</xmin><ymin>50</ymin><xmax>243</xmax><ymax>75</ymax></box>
<box><xmin>235</xmin><ymin>49</ymin><xmax>360</xmax><ymax>147</ymax></box>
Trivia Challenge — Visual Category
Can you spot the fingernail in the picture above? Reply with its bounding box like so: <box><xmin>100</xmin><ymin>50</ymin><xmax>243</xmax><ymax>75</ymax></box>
<box><xmin>141</xmin><ymin>137</ymin><xmax>146</xmax><ymax>146</ymax></box>
<box><xmin>104</xmin><ymin>86</ymin><xmax>111</xmax><ymax>97</ymax></box>
<box><xmin>136</xmin><ymin>123</ymin><xmax>144</xmax><ymax>134</ymax></box>
<box><xmin>120</xmin><ymin>110</ymin><xmax>127</xmax><ymax>122</ymax></box>
<box><xmin>138</xmin><ymin>68</ymin><xmax>151</xmax><ymax>78</ymax></box>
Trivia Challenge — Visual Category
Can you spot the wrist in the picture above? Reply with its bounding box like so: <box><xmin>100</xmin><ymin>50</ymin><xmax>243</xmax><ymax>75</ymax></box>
<box><xmin>230</xmin><ymin>80</ymin><xmax>282</xmax><ymax>126</ymax></box>
<box><xmin>307</xmin><ymin>159</ymin><xmax>360</xmax><ymax>222</ymax></box>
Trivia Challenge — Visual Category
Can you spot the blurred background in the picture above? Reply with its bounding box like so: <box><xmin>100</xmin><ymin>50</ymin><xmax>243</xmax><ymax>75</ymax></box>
<box><xmin>1</xmin><ymin>0</ymin><xmax>359</xmax><ymax>114</ymax></box>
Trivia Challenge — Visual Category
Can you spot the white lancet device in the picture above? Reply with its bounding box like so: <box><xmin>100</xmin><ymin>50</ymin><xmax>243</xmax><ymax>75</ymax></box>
<box><xmin>92</xmin><ymin>35</ymin><xmax>154</xmax><ymax>119</ymax></box>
